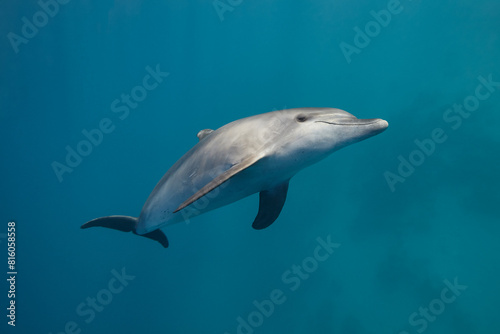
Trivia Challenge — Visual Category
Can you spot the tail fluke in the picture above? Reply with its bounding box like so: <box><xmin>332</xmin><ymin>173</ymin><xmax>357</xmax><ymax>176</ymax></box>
<box><xmin>81</xmin><ymin>215</ymin><xmax>169</xmax><ymax>248</ymax></box>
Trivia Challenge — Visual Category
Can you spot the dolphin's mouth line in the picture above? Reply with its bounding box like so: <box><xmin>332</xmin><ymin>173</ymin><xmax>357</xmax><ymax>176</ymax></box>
<box><xmin>315</xmin><ymin>120</ymin><xmax>382</xmax><ymax>126</ymax></box>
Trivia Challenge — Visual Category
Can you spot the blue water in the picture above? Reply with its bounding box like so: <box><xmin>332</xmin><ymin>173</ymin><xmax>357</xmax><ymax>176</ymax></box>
<box><xmin>1</xmin><ymin>1</ymin><xmax>499</xmax><ymax>333</ymax></box>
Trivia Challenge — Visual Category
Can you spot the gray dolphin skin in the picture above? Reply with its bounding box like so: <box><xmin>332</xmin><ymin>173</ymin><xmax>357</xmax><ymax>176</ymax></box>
<box><xmin>81</xmin><ymin>108</ymin><xmax>388</xmax><ymax>247</ymax></box>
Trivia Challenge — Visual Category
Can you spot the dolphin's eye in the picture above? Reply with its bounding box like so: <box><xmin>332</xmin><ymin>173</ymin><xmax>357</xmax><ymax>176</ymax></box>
<box><xmin>296</xmin><ymin>115</ymin><xmax>308</xmax><ymax>122</ymax></box>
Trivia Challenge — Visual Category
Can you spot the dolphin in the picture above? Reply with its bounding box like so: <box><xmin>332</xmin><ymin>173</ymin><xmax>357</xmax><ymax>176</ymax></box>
<box><xmin>81</xmin><ymin>108</ymin><xmax>388</xmax><ymax>247</ymax></box>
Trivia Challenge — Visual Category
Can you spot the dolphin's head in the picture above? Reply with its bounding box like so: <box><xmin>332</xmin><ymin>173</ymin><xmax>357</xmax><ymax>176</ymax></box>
<box><xmin>271</xmin><ymin>108</ymin><xmax>388</xmax><ymax>168</ymax></box>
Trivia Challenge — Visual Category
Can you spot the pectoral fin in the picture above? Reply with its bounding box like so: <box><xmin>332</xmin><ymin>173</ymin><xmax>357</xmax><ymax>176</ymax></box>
<box><xmin>173</xmin><ymin>154</ymin><xmax>265</xmax><ymax>213</ymax></box>
<box><xmin>252</xmin><ymin>181</ymin><xmax>289</xmax><ymax>230</ymax></box>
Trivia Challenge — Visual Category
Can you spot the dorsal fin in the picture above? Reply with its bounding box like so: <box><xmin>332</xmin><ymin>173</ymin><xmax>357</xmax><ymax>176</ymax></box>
<box><xmin>197</xmin><ymin>129</ymin><xmax>214</xmax><ymax>141</ymax></box>
<box><xmin>173</xmin><ymin>154</ymin><xmax>265</xmax><ymax>213</ymax></box>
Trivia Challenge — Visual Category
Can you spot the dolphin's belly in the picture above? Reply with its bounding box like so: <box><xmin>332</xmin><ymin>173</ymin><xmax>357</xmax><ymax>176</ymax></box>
<box><xmin>136</xmin><ymin>164</ymin><xmax>272</xmax><ymax>233</ymax></box>
<box><xmin>170</xmin><ymin>168</ymin><xmax>265</xmax><ymax>223</ymax></box>
<box><xmin>135</xmin><ymin>142</ymin><xmax>279</xmax><ymax>234</ymax></box>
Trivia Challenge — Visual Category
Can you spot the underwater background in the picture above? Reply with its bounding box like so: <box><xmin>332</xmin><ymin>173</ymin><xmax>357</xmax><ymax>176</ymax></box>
<box><xmin>1</xmin><ymin>0</ymin><xmax>499</xmax><ymax>333</ymax></box>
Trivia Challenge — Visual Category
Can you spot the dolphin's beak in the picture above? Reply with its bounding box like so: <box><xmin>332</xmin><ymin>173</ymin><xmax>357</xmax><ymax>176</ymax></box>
<box><xmin>316</xmin><ymin>117</ymin><xmax>389</xmax><ymax>142</ymax></box>
<box><xmin>316</xmin><ymin>117</ymin><xmax>388</xmax><ymax>128</ymax></box>
<box><xmin>352</xmin><ymin>118</ymin><xmax>389</xmax><ymax>136</ymax></box>
<box><xmin>359</xmin><ymin>118</ymin><xmax>389</xmax><ymax>131</ymax></box>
